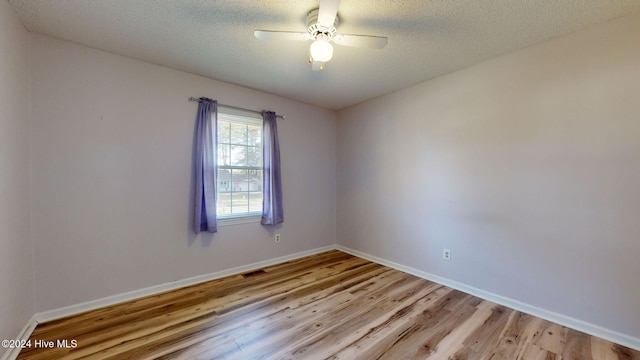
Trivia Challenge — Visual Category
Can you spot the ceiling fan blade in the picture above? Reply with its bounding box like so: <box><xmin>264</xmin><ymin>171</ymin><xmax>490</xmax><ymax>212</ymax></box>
<box><xmin>333</xmin><ymin>34</ymin><xmax>388</xmax><ymax>49</ymax></box>
<box><xmin>311</xmin><ymin>60</ymin><xmax>326</xmax><ymax>71</ymax></box>
<box><xmin>317</xmin><ymin>0</ymin><xmax>340</xmax><ymax>27</ymax></box>
<box><xmin>254</xmin><ymin>30</ymin><xmax>310</xmax><ymax>41</ymax></box>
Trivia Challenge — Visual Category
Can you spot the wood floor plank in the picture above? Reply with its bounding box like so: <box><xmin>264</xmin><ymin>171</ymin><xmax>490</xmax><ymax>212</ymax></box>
<box><xmin>490</xmin><ymin>311</ymin><xmax>536</xmax><ymax>359</ymax></box>
<box><xmin>371</xmin><ymin>293</ymin><xmax>479</xmax><ymax>359</ymax></box>
<box><xmin>17</xmin><ymin>250</ymin><xmax>640</xmax><ymax>359</ymax></box>
<box><xmin>88</xmin><ymin>256</ymin><xmax>382</xmax><ymax>360</ymax></box>
<box><xmin>517</xmin><ymin>343</ymin><xmax>562</xmax><ymax>360</ymax></box>
<box><xmin>115</xmin><ymin>257</ymin><xmax>384</xmax><ymax>359</ymax></box>
<box><xmin>535</xmin><ymin>322</ymin><xmax>569</xmax><ymax>355</ymax></box>
<box><xmin>281</xmin><ymin>280</ymin><xmax>449</xmax><ymax>359</ymax></box>
<box><xmin>462</xmin><ymin>304</ymin><xmax>513</xmax><ymax>354</ymax></box>
<box><xmin>426</xmin><ymin>299</ymin><xmax>495</xmax><ymax>358</ymax></box>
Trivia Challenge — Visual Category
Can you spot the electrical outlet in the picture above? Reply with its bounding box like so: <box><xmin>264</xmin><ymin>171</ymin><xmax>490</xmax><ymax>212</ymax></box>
<box><xmin>443</xmin><ymin>249</ymin><xmax>451</xmax><ymax>261</ymax></box>
<box><xmin>275</xmin><ymin>234</ymin><xmax>281</xmax><ymax>243</ymax></box>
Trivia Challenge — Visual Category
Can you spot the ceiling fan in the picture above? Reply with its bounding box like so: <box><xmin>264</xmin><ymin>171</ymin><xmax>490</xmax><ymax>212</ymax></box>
<box><xmin>254</xmin><ymin>0</ymin><xmax>388</xmax><ymax>71</ymax></box>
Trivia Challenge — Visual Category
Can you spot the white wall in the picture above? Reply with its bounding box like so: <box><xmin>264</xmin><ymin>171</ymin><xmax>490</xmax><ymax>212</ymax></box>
<box><xmin>29</xmin><ymin>34</ymin><xmax>336</xmax><ymax>312</ymax></box>
<box><xmin>337</xmin><ymin>11</ymin><xmax>640</xmax><ymax>342</ymax></box>
<box><xmin>0</xmin><ymin>0</ymin><xmax>33</xmax><ymax>354</ymax></box>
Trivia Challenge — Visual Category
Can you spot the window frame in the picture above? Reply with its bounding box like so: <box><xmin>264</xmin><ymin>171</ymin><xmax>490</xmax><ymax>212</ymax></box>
<box><xmin>215</xmin><ymin>108</ymin><xmax>263</xmax><ymax>225</ymax></box>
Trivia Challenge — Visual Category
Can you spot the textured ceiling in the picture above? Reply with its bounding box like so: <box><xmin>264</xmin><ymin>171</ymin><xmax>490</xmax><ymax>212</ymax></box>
<box><xmin>8</xmin><ymin>0</ymin><xmax>640</xmax><ymax>110</ymax></box>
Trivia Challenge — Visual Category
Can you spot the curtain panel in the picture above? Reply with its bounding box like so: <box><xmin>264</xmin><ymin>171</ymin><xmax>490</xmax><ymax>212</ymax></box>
<box><xmin>194</xmin><ymin>98</ymin><xmax>218</xmax><ymax>233</ymax></box>
<box><xmin>261</xmin><ymin>111</ymin><xmax>284</xmax><ymax>225</ymax></box>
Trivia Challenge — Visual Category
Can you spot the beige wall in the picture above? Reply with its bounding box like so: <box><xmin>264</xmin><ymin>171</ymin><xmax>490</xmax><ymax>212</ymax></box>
<box><xmin>0</xmin><ymin>0</ymin><xmax>33</xmax><ymax>354</ymax></box>
<box><xmin>337</xmin><ymin>11</ymin><xmax>640</xmax><ymax>343</ymax></box>
<box><xmin>29</xmin><ymin>34</ymin><xmax>336</xmax><ymax>312</ymax></box>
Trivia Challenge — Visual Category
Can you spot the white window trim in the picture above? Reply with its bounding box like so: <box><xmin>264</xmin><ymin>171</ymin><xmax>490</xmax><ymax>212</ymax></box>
<box><xmin>217</xmin><ymin>214</ymin><xmax>262</xmax><ymax>226</ymax></box>
<box><xmin>216</xmin><ymin>109</ymin><xmax>263</xmax><ymax>223</ymax></box>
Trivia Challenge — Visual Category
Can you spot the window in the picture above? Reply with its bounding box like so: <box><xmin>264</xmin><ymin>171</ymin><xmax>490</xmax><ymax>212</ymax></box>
<box><xmin>216</xmin><ymin>110</ymin><xmax>263</xmax><ymax>220</ymax></box>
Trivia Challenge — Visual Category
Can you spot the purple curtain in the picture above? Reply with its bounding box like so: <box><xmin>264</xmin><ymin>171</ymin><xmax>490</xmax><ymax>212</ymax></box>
<box><xmin>261</xmin><ymin>111</ymin><xmax>284</xmax><ymax>225</ymax></box>
<box><xmin>194</xmin><ymin>98</ymin><xmax>218</xmax><ymax>233</ymax></box>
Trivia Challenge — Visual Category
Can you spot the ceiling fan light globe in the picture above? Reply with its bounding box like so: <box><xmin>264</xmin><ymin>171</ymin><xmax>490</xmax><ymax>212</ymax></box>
<box><xmin>310</xmin><ymin>40</ymin><xmax>333</xmax><ymax>62</ymax></box>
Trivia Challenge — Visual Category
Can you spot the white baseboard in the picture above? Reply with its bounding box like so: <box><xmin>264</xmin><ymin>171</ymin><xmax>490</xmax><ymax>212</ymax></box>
<box><xmin>336</xmin><ymin>245</ymin><xmax>640</xmax><ymax>352</ymax></box>
<box><xmin>2</xmin><ymin>245</ymin><xmax>336</xmax><ymax>360</ymax></box>
<box><xmin>36</xmin><ymin>245</ymin><xmax>336</xmax><ymax>323</ymax></box>
<box><xmin>0</xmin><ymin>314</ymin><xmax>38</xmax><ymax>360</ymax></box>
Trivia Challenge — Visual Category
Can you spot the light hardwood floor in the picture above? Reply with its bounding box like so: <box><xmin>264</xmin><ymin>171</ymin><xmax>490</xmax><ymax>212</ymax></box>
<box><xmin>17</xmin><ymin>250</ymin><xmax>639</xmax><ymax>359</ymax></box>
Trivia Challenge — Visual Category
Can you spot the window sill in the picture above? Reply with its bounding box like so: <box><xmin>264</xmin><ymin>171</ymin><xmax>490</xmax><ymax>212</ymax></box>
<box><xmin>217</xmin><ymin>215</ymin><xmax>262</xmax><ymax>227</ymax></box>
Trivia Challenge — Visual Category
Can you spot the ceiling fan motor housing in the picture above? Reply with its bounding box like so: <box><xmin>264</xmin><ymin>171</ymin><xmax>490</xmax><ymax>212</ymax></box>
<box><xmin>306</xmin><ymin>9</ymin><xmax>339</xmax><ymax>41</ymax></box>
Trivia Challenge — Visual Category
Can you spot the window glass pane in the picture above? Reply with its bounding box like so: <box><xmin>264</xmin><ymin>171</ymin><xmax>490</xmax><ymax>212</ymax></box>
<box><xmin>218</xmin><ymin>144</ymin><xmax>231</xmax><ymax>166</ymax></box>
<box><xmin>247</xmin><ymin>145</ymin><xmax>262</xmax><ymax>167</ymax></box>
<box><xmin>247</xmin><ymin>169</ymin><xmax>262</xmax><ymax>191</ymax></box>
<box><xmin>217</xmin><ymin>190</ymin><xmax>231</xmax><ymax>215</ymax></box>
<box><xmin>230</xmin><ymin>145</ymin><xmax>248</xmax><ymax>166</ymax></box>
<box><xmin>230</xmin><ymin>123</ymin><xmax>247</xmax><ymax>145</ymax></box>
<box><xmin>248</xmin><ymin>125</ymin><xmax>261</xmax><ymax>145</ymax></box>
<box><xmin>232</xmin><ymin>169</ymin><xmax>249</xmax><ymax>191</ymax></box>
<box><xmin>217</xmin><ymin>169</ymin><xmax>232</xmax><ymax>193</ymax></box>
<box><xmin>231</xmin><ymin>192</ymin><xmax>249</xmax><ymax>214</ymax></box>
<box><xmin>219</xmin><ymin>121</ymin><xmax>230</xmax><ymax>143</ymax></box>
<box><xmin>249</xmin><ymin>192</ymin><xmax>262</xmax><ymax>213</ymax></box>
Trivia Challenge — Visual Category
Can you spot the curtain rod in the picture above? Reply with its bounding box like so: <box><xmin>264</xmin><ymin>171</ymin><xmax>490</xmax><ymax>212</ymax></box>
<box><xmin>188</xmin><ymin>97</ymin><xmax>285</xmax><ymax>119</ymax></box>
